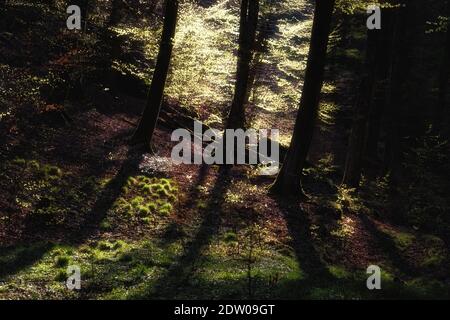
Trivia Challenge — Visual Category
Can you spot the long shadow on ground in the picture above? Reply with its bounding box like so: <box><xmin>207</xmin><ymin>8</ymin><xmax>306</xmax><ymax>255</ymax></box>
<box><xmin>271</xmin><ymin>196</ymin><xmax>334</xmax><ymax>297</ymax></box>
<box><xmin>131</xmin><ymin>166</ymin><xmax>233</xmax><ymax>299</ymax></box>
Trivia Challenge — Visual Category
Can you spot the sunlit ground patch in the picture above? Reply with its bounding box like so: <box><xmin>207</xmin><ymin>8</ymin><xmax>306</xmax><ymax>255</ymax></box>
<box><xmin>109</xmin><ymin>175</ymin><xmax>178</xmax><ymax>226</ymax></box>
<box><xmin>0</xmin><ymin>239</ymin><xmax>182</xmax><ymax>299</ymax></box>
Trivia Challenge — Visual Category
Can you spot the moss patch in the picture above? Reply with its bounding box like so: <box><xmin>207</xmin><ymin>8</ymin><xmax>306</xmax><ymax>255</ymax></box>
<box><xmin>110</xmin><ymin>175</ymin><xmax>178</xmax><ymax>224</ymax></box>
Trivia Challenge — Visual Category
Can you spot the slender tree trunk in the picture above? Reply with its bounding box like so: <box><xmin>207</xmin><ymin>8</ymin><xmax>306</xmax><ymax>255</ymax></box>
<box><xmin>384</xmin><ymin>1</ymin><xmax>413</xmax><ymax>184</ymax></box>
<box><xmin>342</xmin><ymin>29</ymin><xmax>379</xmax><ymax>187</ymax></box>
<box><xmin>245</xmin><ymin>4</ymin><xmax>271</xmax><ymax>112</ymax></box>
<box><xmin>382</xmin><ymin>0</ymin><xmax>416</xmax><ymax>224</ymax></box>
<box><xmin>434</xmin><ymin>0</ymin><xmax>450</xmax><ymax>133</ymax></box>
<box><xmin>226</xmin><ymin>0</ymin><xmax>260</xmax><ymax>129</ymax></box>
<box><xmin>130</xmin><ymin>0</ymin><xmax>179</xmax><ymax>150</ymax></box>
<box><xmin>104</xmin><ymin>0</ymin><xmax>124</xmax><ymax>90</ymax></box>
<box><xmin>270</xmin><ymin>0</ymin><xmax>335</xmax><ymax>198</ymax></box>
<box><xmin>342</xmin><ymin>6</ymin><xmax>398</xmax><ymax>186</ymax></box>
<box><xmin>365</xmin><ymin>82</ymin><xmax>386</xmax><ymax>167</ymax></box>
<box><xmin>365</xmin><ymin>8</ymin><xmax>395</xmax><ymax>163</ymax></box>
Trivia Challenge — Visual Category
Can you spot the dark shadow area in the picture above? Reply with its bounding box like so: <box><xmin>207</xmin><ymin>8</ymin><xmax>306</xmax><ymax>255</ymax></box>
<box><xmin>272</xmin><ymin>197</ymin><xmax>333</xmax><ymax>291</ymax></box>
<box><xmin>0</xmin><ymin>242</ymin><xmax>53</xmax><ymax>279</ymax></box>
<box><xmin>158</xmin><ymin>163</ymin><xmax>210</xmax><ymax>246</ymax></box>
<box><xmin>359</xmin><ymin>214</ymin><xmax>419</xmax><ymax>278</ymax></box>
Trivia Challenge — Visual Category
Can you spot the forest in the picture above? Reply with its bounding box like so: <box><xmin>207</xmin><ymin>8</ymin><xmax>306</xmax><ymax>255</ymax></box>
<box><xmin>0</xmin><ymin>0</ymin><xmax>449</xmax><ymax>300</ymax></box>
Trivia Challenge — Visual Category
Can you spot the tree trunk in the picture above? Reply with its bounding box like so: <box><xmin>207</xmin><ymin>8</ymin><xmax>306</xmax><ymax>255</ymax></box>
<box><xmin>434</xmin><ymin>0</ymin><xmax>450</xmax><ymax>133</ymax></box>
<box><xmin>364</xmin><ymin>8</ymin><xmax>396</xmax><ymax>163</ymax></box>
<box><xmin>342</xmin><ymin>29</ymin><xmax>379</xmax><ymax>187</ymax></box>
<box><xmin>130</xmin><ymin>0</ymin><xmax>179</xmax><ymax>150</ymax></box>
<box><xmin>365</xmin><ymin>88</ymin><xmax>385</xmax><ymax>163</ymax></box>
<box><xmin>226</xmin><ymin>0</ymin><xmax>260</xmax><ymax>129</ymax></box>
<box><xmin>382</xmin><ymin>0</ymin><xmax>416</xmax><ymax>224</ymax></box>
<box><xmin>384</xmin><ymin>1</ymin><xmax>413</xmax><ymax>184</ymax></box>
<box><xmin>270</xmin><ymin>0</ymin><xmax>335</xmax><ymax>198</ymax></box>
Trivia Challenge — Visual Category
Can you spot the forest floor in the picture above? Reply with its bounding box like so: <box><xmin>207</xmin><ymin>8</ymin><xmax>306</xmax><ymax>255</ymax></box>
<box><xmin>0</xmin><ymin>1</ymin><xmax>449</xmax><ymax>299</ymax></box>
